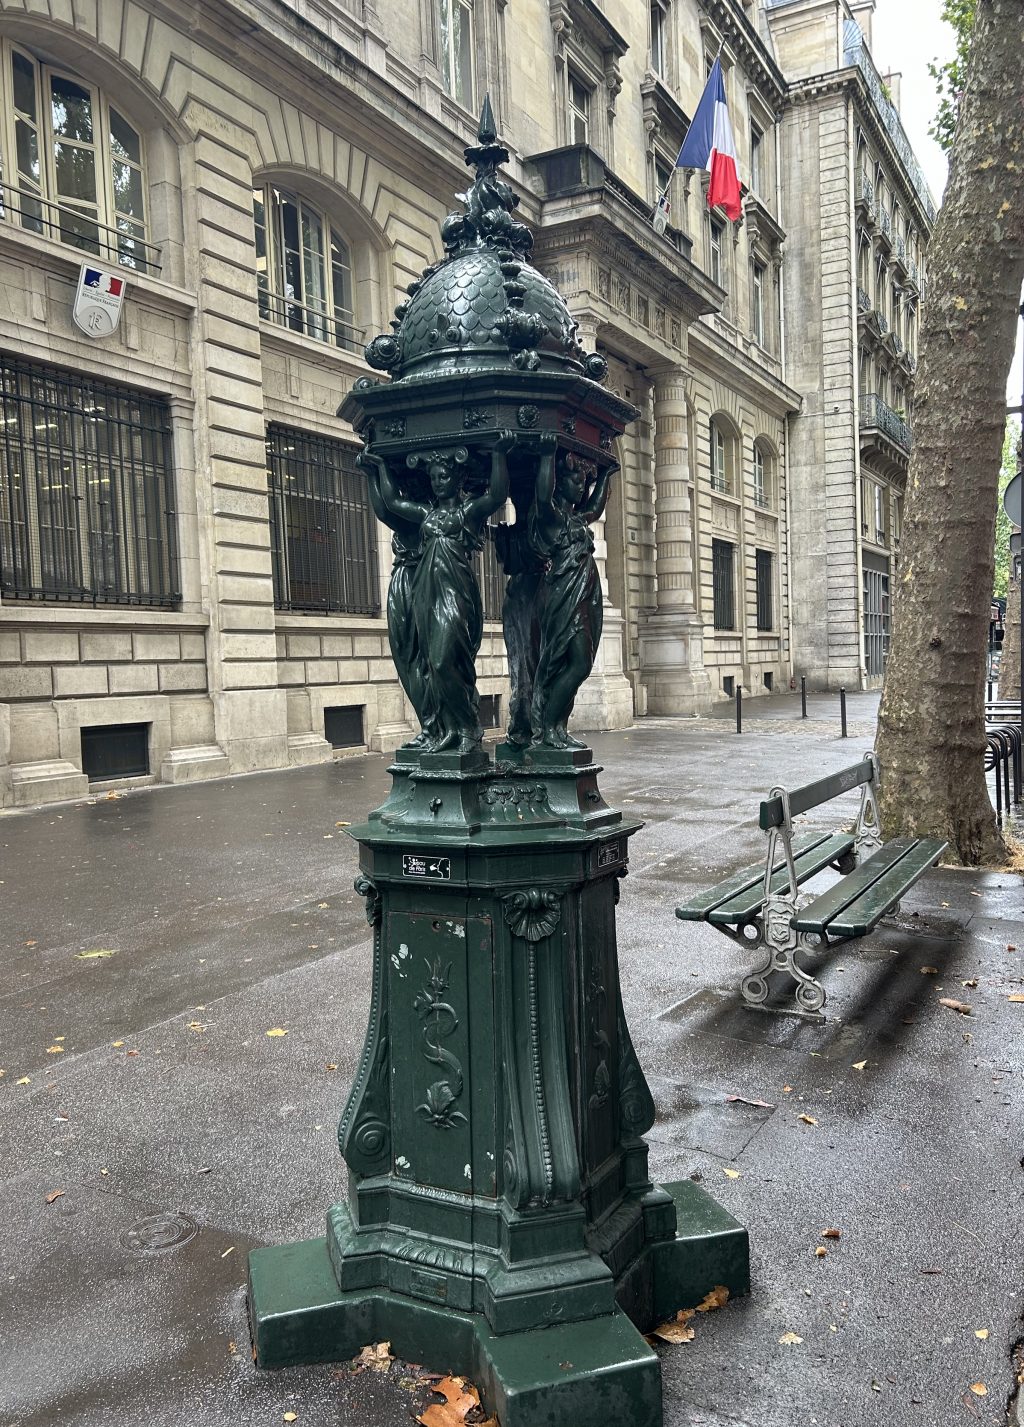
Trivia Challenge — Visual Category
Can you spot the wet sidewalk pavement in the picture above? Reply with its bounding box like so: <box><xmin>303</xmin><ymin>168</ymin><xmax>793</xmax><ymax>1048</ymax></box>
<box><xmin>2</xmin><ymin>692</ymin><xmax>1022</xmax><ymax>1427</ymax></box>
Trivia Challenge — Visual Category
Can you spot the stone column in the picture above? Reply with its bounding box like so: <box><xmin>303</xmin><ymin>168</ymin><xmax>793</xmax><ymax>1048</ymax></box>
<box><xmin>569</xmin><ymin>312</ymin><xmax>636</xmax><ymax>733</ymax></box>
<box><xmin>638</xmin><ymin>365</ymin><xmax>713</xmax><ymax>715</ymax></box>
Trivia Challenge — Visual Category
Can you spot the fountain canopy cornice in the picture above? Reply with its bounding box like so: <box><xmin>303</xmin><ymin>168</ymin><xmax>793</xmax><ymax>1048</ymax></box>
<box><xmin>339</xmin><ymin>95</ymin><xmax>638</xmax><ymax>467</ymax></box>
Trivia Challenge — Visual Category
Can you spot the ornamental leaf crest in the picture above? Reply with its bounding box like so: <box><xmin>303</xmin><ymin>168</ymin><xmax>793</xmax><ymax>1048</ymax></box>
<box><xmin>502</xmin><ymin>888</ymin><xmax>562</xmax><ymax>943</ymax></box>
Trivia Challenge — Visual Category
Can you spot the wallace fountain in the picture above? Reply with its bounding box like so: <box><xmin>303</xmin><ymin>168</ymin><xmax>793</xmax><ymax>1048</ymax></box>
<box><xmin>247</xmin><ymin>99</ymin><xmax>749</xmax><ymax>1427</ymax></box>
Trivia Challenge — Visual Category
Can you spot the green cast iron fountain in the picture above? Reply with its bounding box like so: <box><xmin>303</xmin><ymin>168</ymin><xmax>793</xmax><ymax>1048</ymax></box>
<box><xmin>247</xmin><ymin>98</ymin><xmax>749</xmax><ymax>1427</ymax></box>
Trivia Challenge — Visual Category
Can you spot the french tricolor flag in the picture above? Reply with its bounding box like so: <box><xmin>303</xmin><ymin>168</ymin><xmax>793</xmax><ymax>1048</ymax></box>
<box><xmin>674</xmin><ymin>57</ymin><xmax>742</xmax><ymax>222</ymax></box>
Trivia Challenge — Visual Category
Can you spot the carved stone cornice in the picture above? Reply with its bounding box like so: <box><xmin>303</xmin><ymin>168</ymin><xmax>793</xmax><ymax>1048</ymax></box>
<box><xmin>698</xmin><ymin>0</ymin><xmax>787</xmax><ymax>108</ymax></box>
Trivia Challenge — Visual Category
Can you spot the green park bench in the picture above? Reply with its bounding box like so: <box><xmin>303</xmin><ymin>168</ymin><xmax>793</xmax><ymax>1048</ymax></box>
<box><xmin>676</xmin><ymin>754</ymin><xmax>948</xmax><ymax>1015</ymax></box>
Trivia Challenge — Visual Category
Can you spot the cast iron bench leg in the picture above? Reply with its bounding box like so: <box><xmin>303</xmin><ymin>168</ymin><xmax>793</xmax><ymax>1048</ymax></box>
<box><xmin>740</xmin><ymin>896</ymin><xmax>827</xmax><ymax>1015</ymax></box>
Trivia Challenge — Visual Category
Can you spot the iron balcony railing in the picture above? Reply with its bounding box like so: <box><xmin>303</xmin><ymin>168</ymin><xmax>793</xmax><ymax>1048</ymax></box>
<box><xmin>0</xmin><ymin>178</ymin><xmax>162</xmax><ymax>275</ymax></box>
<box><xmin>895</xmin><ymin>233</ymin><xmax>907</xmax><ymax>262</ymax></box>
<box><xmin>892</xmin><ymin>333</ymin><xmax>904</xmax><ymax>355</ymax></box>
<box><xmin>876</xmin><ymin>312</ymin><xmax>890</xmax><ymax>335</ymax></box>
<box><xmin>860</xmin><ymin>392</ymin><xmax>912</xmax><ymax>452</ymax></box>
<box><xmin>258</xmin><ymin>287</ymin><xmax>365</xmax><ymax>356</ymax></box>
<box><xmin>855</xmin><ymin>174</ymin><xmax>874</xmax><ymax>212</ymax></box>
<box><xmin>842</xmin><ymin>27</ymin><xmax>937</xmax><ymax>223</ymax></box>
<box><xmin>857</xmin><ymin>286</ymin><xmax>871</xmax><ymax>314</ymax></box>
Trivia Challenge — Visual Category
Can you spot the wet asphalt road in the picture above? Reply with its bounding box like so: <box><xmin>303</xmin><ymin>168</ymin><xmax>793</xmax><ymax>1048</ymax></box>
<box><xmin>1</xmin><ymin>691</ymin><xmax>1022</xmax><ymax>1427</ymax></box>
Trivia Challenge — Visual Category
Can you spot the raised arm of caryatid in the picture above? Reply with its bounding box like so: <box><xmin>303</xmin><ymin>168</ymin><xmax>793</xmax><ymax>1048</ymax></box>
<box><xmin>530</xmin><ymin>432</ymin><xmax>559</xmax><ymax>531</ymax></box>
<box><xmin>361</xmin><ymin>449</ymin><xmax>427</xmax><ymax>528</ymax></box>
<box><xmin>357</xmin><ymin>449</ymin><xmax>400</xmax><ymax>530</ymax></box>
<box><xmin>581</xmin><ymin>462</ymin><xmax>616</xmax><ymax>523</ymax></box>
<box><xmin>467</xmin><ymin>430</ymin><xmax>516</xmax><ymax>530</ymax></box>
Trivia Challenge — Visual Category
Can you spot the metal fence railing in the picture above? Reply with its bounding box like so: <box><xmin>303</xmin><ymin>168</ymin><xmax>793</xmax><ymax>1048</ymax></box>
<box><xmin>259</xmin><ymin>288</ymin><xmax>365</xmax><ymax>356</ymax></box>
<box><xmin>0</xmin><ymin>179</ymin><xmax>162</xmax><ymax>276</ymax></box>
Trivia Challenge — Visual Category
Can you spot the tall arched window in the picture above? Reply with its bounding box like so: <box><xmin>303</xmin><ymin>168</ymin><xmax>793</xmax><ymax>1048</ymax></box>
<box><xmin>0</xmin><ymin>42</ymin><xmax>154</xmax><ymax>271</ymax></box>
<box><xmin>709</xmin><ymin>416</ymin><xmax>736</xmax><ymax>496</ymax></box>
<box><xmin>752</xmin><ymin>439</ymin><xmax>775</xmax><ymax>510</ymax></box>
<box><xmin>253</xmin><ymin>183</ymin><xmax>360</xmax><ymax>354</ymax></box>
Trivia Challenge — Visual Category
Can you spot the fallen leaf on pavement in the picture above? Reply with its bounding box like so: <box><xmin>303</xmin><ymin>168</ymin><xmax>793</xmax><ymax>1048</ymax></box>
<box><xmin>782</xmin><ymin>1084</ymin><xmax>793</xmax><ymax>1093</ymax></box>
<box><xmin>650</xmin><ymin>1309</ymin><xmax>696</xmax><ymax>1343</ymax></box>
<box><xmin>228</xmin><ymin>1341</ymin><xmax>238</xmax><ymax>1355</ymax></box>
<box><xmin>45</xmin><ymin>1045</ymin><xmax>64</xmax><ymax>1054</ymax></box>
<box><xmin>962</xmin><ymin>979</ymin><xmax>978</xmax><ymax>989</ymax></box>
<box><xmin>352</xmin><ymin>1341</ymin><xmax>394</xmax><ymax>1375</ymax></box>
<box><xmin>265</xmin><ymin>1028</ymin><xmax>289</xmax><ymax>1037</ymax></box>
<box><xmin>722</xmin><ymin>1167</ymin><xmax>742</xmax><ymax>1179</ymax></box>
<box><xmin>851</xmin><ymin>1060</ymin><xmax>867</xmax><ymax>1071</ymax></box>
<box><xmin>975</xmin><ymin>1329</ymin><xmax>989</xmax><ymax>1340</ymax></box>
<box><xmin>779</xmin><ymin>1332</ymin><xmax>803</xmax><ymax>1345</ymax></box>
<box><xmin>969</xmin><ymin>1383</ymin><xmax>987</xmax><ymax>1396</ymax></box>
<box><xmin>45</xmin><ymin>1190</ymin><xmax>64</xmax><ymax>1204</ymax></box>
<box><xmin>815</xmin><ymin>1246</ymin><xmax>827</xmax><ymax>1257</ymax></box>
<box><xmin>939</xmin><ymin>998</ymin><xmax>972</xmax><ymax>1015</ymax></box>
<box><xmin>112</xmin><ymin>1041</ymin><xmax>124</xmax><ymax>1047</ymax></box>
<box><xmin>16</xmin><ymin>1077</ymin><xmax>30</xmax><ymax>1085</ymax></box>
<box><xmin>1008</xmin><ymin>995</ymin><xmax>1024</xmax><ymax>1003</ymax></box>
<box><xmin>822</xmin><ymin>1228</ymin><xmax>842</xmax><ymax>1239</ymax></box>
<box><xmin>326</xmin><ymin>1063</ymin><xmax>339</xmax><ymax>1071</ymax></box>
<box><xmin>697</xmin><ymin>1286</ymin><xmax>729</xmax><ymax>1312</ymax></box>
<box><xmin>335</xmin><ymin>822</ymin><xmax>350</xmax><ymax>828</ymax></box>
<box><xmin>417</xmin><ymin>1374</ymin><xmax>483</xmax><ymax>1427</ymax></box>
<box><xmin>798</xmin><ymin>1114</ymin><xmax>818</xmax><ymax>1126</ymax></box>
<box><xmin>725</xmin><ymin>1094</ymin><xmax>774</xmax><ymax>1109</ymax></box>
<box><xmin>920</xmin><ymin>966</ymin><xmax>939</xmax><ymax>975</ymax></box>
<box><xmin>283</xmin><ymin>1415</ymin><xmax>298</xmax><ymax>1423</ymax></box>
<box><xmin>75</xmin><ymin>949</ymin><xmax>117</xmax><ymax>959</ymax></box>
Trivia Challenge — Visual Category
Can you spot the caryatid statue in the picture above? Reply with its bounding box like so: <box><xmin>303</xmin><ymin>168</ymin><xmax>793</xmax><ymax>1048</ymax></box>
<box><xmin>358</xmin><ymin>448</ymin><xmax>434</xmax><ymax>747</ymax></box>
<box><xmin>375</xmin><ymin>434</ymin><xmax>515</xmax><ymax>754</ymax></box>
<box><xmin>528</xmin><ymin>438</ymin><xmax>613</xmax><ymax>749</ymax></box>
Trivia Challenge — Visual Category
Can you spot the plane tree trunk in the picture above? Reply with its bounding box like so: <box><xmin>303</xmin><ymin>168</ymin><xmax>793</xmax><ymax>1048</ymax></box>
<box><xmin>875</xmin><ymin>0</ymin><xmax>1024</xmax><ymax>865</ymax></box>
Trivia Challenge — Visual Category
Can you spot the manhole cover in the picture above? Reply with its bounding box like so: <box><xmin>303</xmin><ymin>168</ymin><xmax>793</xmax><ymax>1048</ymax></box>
<box><xmin>121</xmin><ymin>1212</ymin><xmax>198</xmax><ymax>1253</ymax></box>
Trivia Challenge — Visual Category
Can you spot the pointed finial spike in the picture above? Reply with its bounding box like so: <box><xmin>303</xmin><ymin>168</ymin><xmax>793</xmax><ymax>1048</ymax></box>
<box><xmin>478</xmin><ymin>94</ymin><xmax>497</xmax><ymax>146</ymax></box>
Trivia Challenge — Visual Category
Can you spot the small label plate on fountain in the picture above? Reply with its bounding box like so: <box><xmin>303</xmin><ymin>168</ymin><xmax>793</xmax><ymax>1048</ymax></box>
<box><xmin>402</xmin><ymin>854</ymin><xmax>451</xmax><ymax>880</ymax></box>
<box><xmin>598</xmin><ymin>842</ymin><xmax>622</xmax><ymax>868</ymax></box>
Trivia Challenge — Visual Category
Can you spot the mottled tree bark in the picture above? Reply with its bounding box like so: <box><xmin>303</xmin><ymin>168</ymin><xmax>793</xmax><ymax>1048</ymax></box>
<box><xmin>876</xmin><ymin>0</ymin><xmax>1024</xmax><ymax>865</ymax></box>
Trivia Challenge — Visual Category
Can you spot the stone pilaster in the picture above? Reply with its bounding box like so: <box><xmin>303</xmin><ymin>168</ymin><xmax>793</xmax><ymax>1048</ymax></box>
<box><xmin>189</xmin><ymin>127</ymin><xmax>291</xmax><ymax>773</ymax></box>
<box><xmin>638</xmin><ymin>366</ymin><xmax>713</xmax><ymax>715</ymax></box>
<box><xmin>568</xmin><ymin>312</ymin><xmax>635</xmax><ymax>733</ymax></box>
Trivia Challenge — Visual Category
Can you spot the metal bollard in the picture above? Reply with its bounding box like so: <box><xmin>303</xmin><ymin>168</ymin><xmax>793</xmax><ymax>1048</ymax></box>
<box><xmin>801</xmin><ymin>675</ymin><xmax>807</xmax><ymax>719</ymax></box>
<box><xmin>736</xmin><ymin>685</ymin><xmax>742</xmax><ymax>735</ymax></box>
<box><xmin>840</xmin><ymin>687</ymin><xmax>848</xmax><ymax>738</ymax></box>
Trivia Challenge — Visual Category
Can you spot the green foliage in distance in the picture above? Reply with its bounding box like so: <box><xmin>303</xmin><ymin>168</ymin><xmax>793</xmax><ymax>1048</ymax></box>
<box><xmin>928</xmin><ymin>0</ymin><xmax>977</xmax><ymax>153</ymax></box>
<box><xmin>994</xmin><ymin>421</ymin><xmax>1020</xmax><ymax>601</ymax></box>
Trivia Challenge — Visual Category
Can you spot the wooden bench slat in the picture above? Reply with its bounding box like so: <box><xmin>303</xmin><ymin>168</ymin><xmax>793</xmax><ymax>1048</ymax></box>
<box><xmin>793</xmin><ymin>837</ymin><xmax>947</xmax><ymax>937</ymax></box>
<box><xmin>708</xmin><ymin>832</ymin><xmax>856</xmax><ymax>925</ymax></box>
<box><xmin>759</xmin><ymin>756</ymin><xmax>874</xmax><ymax>830</ymax></box>
<box><xmin>676</xmin><ymin>831</ymin><xmax>846</xmax><ymax>924</ymax></box>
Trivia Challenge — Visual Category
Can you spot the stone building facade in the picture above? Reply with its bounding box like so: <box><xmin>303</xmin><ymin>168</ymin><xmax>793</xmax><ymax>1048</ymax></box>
<box><xmin>765</xmin><ymin>0</ymin><xmax>934</xmax><ymax>689</ymax></box>
<box><xmin>0</xmin><ymin>0</ymin><xmax>922</xmax><ymax>808</ymax></box>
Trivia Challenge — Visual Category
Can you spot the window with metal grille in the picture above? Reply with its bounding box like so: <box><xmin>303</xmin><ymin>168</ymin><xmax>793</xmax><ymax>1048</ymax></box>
<box><xmin>80</xmin><ymin>722</ymin><xmax>149</xmax><ymax>780</ymax></box>
<box><xmin>755</xmin><ymin>548</ymin><xmax>773</xmax><ymax>631</ymax></box>
<box><xmin>266</xmin><ymin>424</ymin><xmax>380</xmax><ymax>615</ymax></box>
<box><xmin>712</xmin><ymin>539</ymin><xmax>735</xmax><ymax>630</ymax></box>
<box><xmin>0</xmin><ymin>353</ymin><xmax>178</xmax><ymax>606</ymax></box>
